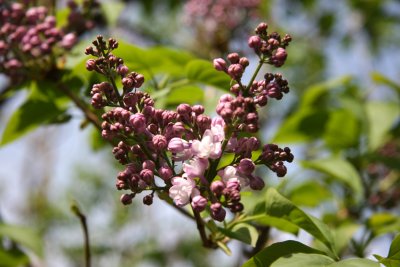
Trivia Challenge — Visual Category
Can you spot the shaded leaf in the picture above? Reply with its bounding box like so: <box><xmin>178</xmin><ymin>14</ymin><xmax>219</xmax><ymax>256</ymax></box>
<box><xmin>302</xmin><ymin>158</ymin><xmax>363</xmax><ymax>203</ymax></box>
<box><xmin>271</xmin><ymin>253</ymin><xmax>334</xmax><ymax>267</ymax></box>
<box><xmin>264</xmin><ymin>188</ymin><xmax>338</xmax><ymax>258</ymax></box>
<box><xmin>166</xmin><ymin>85</ymin><xmax>204</xmax><ymax>106</ymax></box>
<box><xmin>0</xmin><ymin>247</ymin><xmax>29</xmax><ymax>267</ymax></box>
<box><xmin>254</xmin><ymin>215</ymin><xmax>299</xmax><ymax>235</ymax></box>
<box><xmin>288</xmin><ymin>181</ymin><xmax>332</xmax><ymax>207</ymax></box>
<box><xmin>242</xmin><ymin>241</ymin><xmax>326</xmax><ymax>267</ymax></box>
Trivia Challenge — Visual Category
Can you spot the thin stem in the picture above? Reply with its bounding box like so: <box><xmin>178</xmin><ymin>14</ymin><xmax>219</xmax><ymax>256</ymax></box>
<box><xmin>246</xmin><ymin>56</ymin><xmax>266</xmax><ymax>92</ymax></box>
<box><xmin>71</xmin><ymin>204</ymin><xmax>91</xmax><ymax>267</ymax></box>
<box><xmin>57</xmin><ymin>83</ymin><xmax>102</xmax><ymax>130</ymax></box>
<box><xmin>192</xmin><ymin>207</ymin><xmax>213</xmax><ymax>248</ymax></box>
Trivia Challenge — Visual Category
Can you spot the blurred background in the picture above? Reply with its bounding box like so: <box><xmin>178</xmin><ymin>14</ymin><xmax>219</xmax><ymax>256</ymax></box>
<box><xmin>1</xmin><ymin>0</ymin><xmax>400</xmax><ymax>266</ymax></box>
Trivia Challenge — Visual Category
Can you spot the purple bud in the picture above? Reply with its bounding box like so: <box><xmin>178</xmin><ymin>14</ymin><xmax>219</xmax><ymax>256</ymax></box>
<box><xmin>120</xmin><ymin>194</ymin><xmax>134</xmax><ymax>205</ymax></box>
<box><xmin>238</xmin><ymin>158</ymin><xmax>255</xmax><ymax>175</ymax></box>
<box><xmin>143</xmin><ymin>194</ymin><xmax>153</xmax><ymax>205</ymax></box>
<box><xmin>210</xmin><ymin>180</ymin><xmax>226</xmax><ymax>196</ymax></box>
<box><xmin>210</xmin><ymin>202</ymin><xmax>226</xmax><ymax>222</ymax></box>
<box><xmin>249</xmin><ymin>175</ymin><xmax>265</xmax><ymax>190</ymax></box>
<box><xmin>60</xmin><ymin>33</ymin><xmax>77</xmax><ymax>50</ymax></box>
<box><xmin>152</xmin><ymin>135</ymin><xmax>168</xmax><ymax>150</ymax></box>
<box><xmin>86</xmin><ymin>59</ymin><xmax>96</xmax><ymax>71</ymax></box>
<box><xmin>168</xmin><ymin>137</ymin><xmax>188</xmax><ymax>153</ymax></box>
<box><xmin>227</xmin><ymin>53</ymin><xmax>240</xmax><ymax>64</ymax></box>
<box><xmin>140</xmin><ymin>169</ymin><xmax>154</xmax><ymax>184</ymax></box>
<box><xmin>227</xmin><ymin>64</ymin><xmax>244</xmax><ymax>79</ymax></box>
<box><xmin>248</xmin><ymin>35</ymin><xmax>262</xmax><ymax>49</ymax></box>
<box><xmin>239</xmin><ymin>57</ymin><xmax>249</xmax><ymax>67</ymax></box>
<box><xmin>129</xmin><ymin>113</ymin><xmax>146</xmax><ymax>133</ymax></box>
<box><xmin>213</xmin><ymin>58</ymin><xmax>227</xmax><ymax>71</ymax></box>
<box><xmin>177</xmin><ymin>103</ymin><xmax>192</xmax><ymax>115</ymax></box>
<box><xmin>158</xmin><ymin>165</ymin><xmax>173</xmax><ymax>182</ymax></box>
<box><xmin>142</xmin><ymin>160</ymin><xmax>155</xmax><ymax>171</ymax></box>
<box><xmin>191</xmin><ymin>195</ymin><xmax>207</xmax><ymax>212</ymax></box>
<box><xmin>117</xmin><ymin>64</ymin><xmax>129</xmax><ymax>76</ymax></box>
<box><xmin>255</xmin><ymin>22</ymin><xmax>268</xmax><ymax>34</ymax></box>
<box><xmin>192</xmin><ymin>105</ymin><xmax>205</xmax><ymax>115</ymax></box>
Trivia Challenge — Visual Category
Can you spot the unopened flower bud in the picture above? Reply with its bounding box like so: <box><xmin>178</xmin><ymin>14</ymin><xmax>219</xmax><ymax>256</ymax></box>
<box><xmin>142</xmin><ymin>160</ymin><xmax>155</xmax><ymax>171</ymax></box>
<box><xmin>213</xmin><ymin>58</ymin><xmax>227</xmax><ymax>71</ymax></box>
<box><xmin>177</xmin><ymin>103</ymin><xmax>192</xmax><ymax>115</ymax></box>
<box><xmin>238</xmin><ymin>158</ymin><xmax>255</xmax><ymax>175</ymax></box>
<box><xmin>129</xmin><ymin>113</ymin><xmax>146</xmax><ymax>133</ymax></box>
<box><xmin>120</xmin><ymin>194</ymin><xmax>134</xmax><ymax>205</ymax></box>
<box><xmin>143</xmin><ymin>194</ymin><xmax>153</xmax><ymax>205</ymax></box>
<box><xmin>168</xmin><ymin>138</ymin><xmax>188</xmax><ymax>153</ymax></box>
<box><xmin>248</xmin><ymin>35</ymin><xmax>262</xmax><ymax>49</ymax></box>
<box><xmin>191</xmin><ymin>195</ymin><xmax>207</xmax><ymax>212</ymax></box>
<box><xmin>152</xmin><ymin>135</ymin><xmax>167</xmax><ymax>150</ymax></box>
<box><xmin>86</xmin><ymin>59</ymin><xmax>96</xmax><ymax>71</ymax></box>
<box><xmin>210</xmin><ymin>180</ymin><xmax>226</xmax><ymax>196</ymax></box>
<box><xmin>249</xmin><ymin>175</ymin><xmax>265</xmax><ymax>190</ymax></box>
<box><xmin>210</xmin><ymin>202</ymin><xmax>226</xmax><ymax>222</ymax></box>
<box><xmin>228</xmin><ymin>64</ymin><xmax>244</xmax><ymax>79</ymax></box>
<box><xmin>227</xmin><ymin>53</ymin><xmax>240</xmax><ymax>64</ymax></box>
<box><xmin>192</xmin><ymin>105</ymin><xmax>205</xmax><ymax>115</ymax></box>
<box><xmin>158</xmin><ymin>165</ymin><xmax>173</xmax><ymax>182</ymax></box>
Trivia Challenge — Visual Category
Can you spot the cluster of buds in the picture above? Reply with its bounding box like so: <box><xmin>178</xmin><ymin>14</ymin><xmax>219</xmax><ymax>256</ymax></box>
<box><xmin>0</xmin><ymin>1</ymin><xmax>77</xmax><ymax>84</ymax></box>
<box><xmin>85</xmin><ymin>22</ymin><xmax>293</xmax><ymax>223</ymax></box>
<box><xmin>65</xmin><ymin>0</ymin><xmax>105</xmax><ymax>35</ymax></box>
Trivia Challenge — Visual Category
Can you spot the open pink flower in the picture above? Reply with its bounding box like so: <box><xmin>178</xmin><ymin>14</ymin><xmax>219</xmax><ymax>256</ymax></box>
<box><xmin>218</xmin><ymin>166</ymin><xmax>249</xmax><ymax>187</ymax></box>
<box><xmin>183</xmin><ymin>157</ymin><xmax>209</xmax><ymax>178</ymax></box>
<box><xmin>192</xmin><ymin>129</ymin><xmax>222</xmax><ymax>159</ymax></box>
<box><xmin>169</xmin><ymin>175</ymin><xmax>196</xmax><ymax>207</ymax></box>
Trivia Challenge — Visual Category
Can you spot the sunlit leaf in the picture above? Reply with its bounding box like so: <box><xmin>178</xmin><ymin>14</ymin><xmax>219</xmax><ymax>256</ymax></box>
<box><xmin>365</xmin><ymin>102</ymin><xmax>400</xmax><ymax>151</ymax></box>
<box><xmin>264</xmin><ymin>188</ymin><xmax>338</xmax><ymax>258</ymax></box>
<box><xmin>367</xmin><ymin>213</ymin><xmax>400</xmax><ymax>236</ymax></box>
<box><xmin>288</xmin><ymin>181</ymin><xmax>332</xmax><ymax>207</ymax></box>
<box><xmin>302</xmin><ymin>158</ymin><xmax>363</xmax><ymax>203</ymax></box>
<box><xmin>0</xmin><ymin>248</ymin><xmax>29</xmax><ymax>267</ymax></box>
<box><xmin>241</xmin><ymin>241</ymin><xmax>326</xmax><ymax>267</ymax></box>
<box><xmin>166</xmin><ymin>85</ymin><xmax>204</xmax><ymax>106</ymax></box>
<box><xmin>185</xmin><ymin>60</ymin><xmax>231</xmax><ymax>90</ymax></box>
<box><xmin>0</xmin><ymin>224</ymin><xmax>43</xmax><ymax>257</ymax></box>
<box><xmin>219</xmin><ymin>223</ymin><xmax>258</xmax><ymax>247</ymax></box>
<box><xmin>271</xmin><ymin>253</ymin><xmax>335</xmax><ymax>267</ymax></box>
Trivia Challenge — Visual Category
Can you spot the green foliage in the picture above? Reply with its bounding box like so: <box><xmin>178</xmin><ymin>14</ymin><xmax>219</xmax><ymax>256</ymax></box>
<box><xmin>374</xmin><ymin>234</ymin><xmax>400</xmax><ymax>267</ymax></box>
<box><xmin>219</xmin><ymin>223</ymin><xmax>258</xmax><ymax>247</ymax></box>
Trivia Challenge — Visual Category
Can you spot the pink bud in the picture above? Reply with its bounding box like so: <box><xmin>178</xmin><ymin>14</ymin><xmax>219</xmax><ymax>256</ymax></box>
<box><xmin>191</xmin><ymin>195</ymin><xmax>207</xmax><ymax>212</ymax></box>
<box><xmin>213</xmin><ymin>58</ymin><xmax>227</xmax><ymax>71</ymax></box>
<box><xmin>129</xmin><ymin>113</ymin><xmax>146</xmax><ymax>133</ymax></box>
<box><xmin>210</xmin><ymin>202</ymin><xmax>226</xmax><ymax>222</ymax></box>
<box><xmin>238</xmin><ymin>158</ymin><xmax>255</xmax><ymax>175</ymax></box>
<box><xmin>158</xmin><ymin>165</ymin><xmax>173</xmax><ymax>182</ymax></box>
<box><xmin>120</xmin><ymin>194</ymin><xmax>134</xmax><ymax>205</ymax></box>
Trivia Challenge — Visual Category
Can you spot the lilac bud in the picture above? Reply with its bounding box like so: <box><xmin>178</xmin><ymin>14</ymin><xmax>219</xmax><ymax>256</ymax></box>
<box><xmin>177</xmin><ymin>103</ymin><xmax>192</xmax><ymax>115</ymax></box>
<box><xmin>249</xmin><ymin>175</ymin><xmax>265</xmax><ymax>190</ymax></box>
<box><xmin>61</xmin><ymin>33</ymin><xmax>77</xmax><ymax>49</ymax></box>
<box><xmin>143</xmin><ymin>194</ymin><xmax>153</xmax><ymax>205</ymax></box>
<box><xmin>140</xmin><ymin>169</ymin><xmax>154</xmax><ymax>184</ymax></box>
<box><xmin>142</xmin><ymin>160</ymin><xmax>155</xmax><ymax>171</ymax></box>
<box><xmin>120</xmin><ymin>194</ymin><xmax>134</xmax><ymax>205</ymax></box>
<box><xmin>255</xmin><ymin>22</ymin><xmax>268</xmax><ymax>34</ymax></box>
<box><xmin>158</xmin><ymin>165</ymin><xmax>173</xmax><ymax>182</ymax></box>
<box><xmin>213</xmin><ymin>58</ymin><xmax>227</xmax><ymax>71</ymax></box>
<box><xmin>129</xmin><ymin>113</ymin><xmax>146</xmax><ymax>133</ymax></box>
<box><xmin>227</xmin><ymin>53</ymin><xmax>240</xmax><ymax>64</ymax></box>
<box><xmin>248</xmin><ymin>35</ymin><xmax>262</xmax><ymax>49</ymax></box>
<box><xmin>117</xmin><ymin>64</ymin><xmax>129</xmax><ymax>76</ymax></box>
<box><xmin>86</xmin><ymin>59</ymin><xmax>96</xmax><ymax>71</ymax></box>
<box><xmin>210</xmin><ymin>202</ymin><xmax>226</xmax><ymax>222</ymax></box>
<box><xmin>152</xmin><ymin>135</ymin><xmax>168</xmax><ymax>150</ymax></box>
<box><xmin>238</xmin><ymin>158</ymin><xmax>255</xmax><ymax>175</ymax></box>
<box><xmin>168</xmin><ymin>137</ymin><xmax>188</xmax><ymax>153</ymax></box>
<box><xmin>210</xmin><ymin>180</ymin><xmax>226</xmax><ymax>196</ymax></box>
<box><xmin>192</xmin><ymin>105</ymin><xmax>205</xmax><ymax>115</ymax></box>
<box><xmin>227</xmin><ymin>64</ymin><xmax>244</xmax><ymax>79</ymax></box>
<box><xmin>191</xmin><ymin>195</ymin><xmax>207</xmax><ymax>212</ymax></box>
<box><xmin>239</xmin><ymin>57</ymin><xmax>249</xmax><ymax>67</ymax></box>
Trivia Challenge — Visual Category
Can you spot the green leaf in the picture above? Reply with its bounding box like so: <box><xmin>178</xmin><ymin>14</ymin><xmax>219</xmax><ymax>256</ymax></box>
<box><xmin>288</xmin><ymin>182</ymin><xmax>332</xmax><ymax>207</ymax></box>
<box><xmin>101</xmin><ymin>2</ymin><xmax>124</xmax><ymax>26</ymax></box>
<box><xmin>323</xmin><ymin>109</ymin><xmax>360</xmax><ymax>150</ymax></box>
<box><xmin>371</xmin><ymin>72</ymin><xmax>400</xmax><ymax>95</ymax></box>
<box><xmin>302</xmin><ymin>158</ymin><xmax>363</xmax><ymax>203</ymax></box>
<box><xmin>219</xmin><ymin>223</ymin><xmax>258</xmax><ymax>247</ymax></box>
<box><xmin>388</xmin><ymin>234</ymin><xmax>400</xmax><ymax>260</ymax></box>
<box><xmin>367</xmin><ymin>213</ymin><xmax>400</xmax><ymax>236</ymax></box>
<box><xmin>253</xmin><ymin>215</ymin><xmax>299</xmax><ymax>235</ymax></box>
<box><xmin>270</xmin><ymin>254</ymin><xmax>379</xmax><ymax>267</ymax></box>
<box><xmin>0</xmin><ymin>247</ymin><xmax>30</xmax><ymax>267</ymax></box>
<box><xmin>185</xmin><ymin>60</ymin><xmax>231</xmax><ymax>90</ymax></box>
<box><xmin>264</xmin><ymin>188</ymin><xmax>338</xmax><ymax>258</ymax></box>
<box><xmin>271</xmin><ymin>253</ymin><xmax>335</xmax><ymax>267</ymax></box>
<box><xmin>373</xmin><ymin>254</ymin><xmax>400</xmax><ymax>267</ymax></box>
<box><xmin>365</xmin><ymin>102</ymin><xmax>400</xmax><ymax>151</ymax></box>
<box><xmin>241</xmin><ymin>241</ymin><xmax>326</xmax><ymax>267</ymax></box>
<box><xmin>165</xmin><ymin>85</ymin><xmax>204</xmax><ymax>106</ymax></box>
<box><xmin>0</xmin><ymin>224</ymin><xmax>43</xmax><ymax>257</ymax></box>
<box><xmin>1</xmin><ymin>91</ymin><xmax>66</xmax><ymax>146</ymax></box>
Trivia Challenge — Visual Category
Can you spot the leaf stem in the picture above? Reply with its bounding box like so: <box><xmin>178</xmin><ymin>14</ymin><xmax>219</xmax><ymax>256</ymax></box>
<box><xmin>71</xmin><ymin>203</ymin><xmax>91</xmax><ymax>267</ymax></box>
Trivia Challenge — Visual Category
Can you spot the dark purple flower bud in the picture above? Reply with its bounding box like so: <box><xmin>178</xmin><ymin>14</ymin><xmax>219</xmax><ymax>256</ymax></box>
<box><xmin>120</xmin><ymin>194</ymin><xmax>134</xmax><ymax>205</ymax></box>
<box><xmin>255</xmin><ymin>22</ymin><xmax>268</xmax><ymax>34</ymax></box>
<box><xmin>122</xmin><ymin>77</ymin><xmax>134</xmax><ymax>90</ymax></box>
<box><xmin>140</xmin><ymin>169</ymin><xmax>154</xmax><ymax>185</ymax></box>
<box><xmin>152</xmin><ymin>135</ymin><xmax>167</xmax><ymax>150</ymax></box>
<box><xmin>238</xmin><ymin>158</ymin><xmax>255</xmax><ymax>175</ymax></box>
<box><xmin>210</xmin><ymin>180</ymin><xmax>226</xmax><ymax>196</ymax></box>
<box><xmin>226</xmin><ymin>180</ymin><xmax>241</xmax><ymax>191</ymax></box>
<box><xmin>177</xmin><ymin>103</ymin><xmax>192</xmax><ymax>115</ymax></box>
<box><xmin>158</xmin><ymin>165</ymin><xmax>173</xmax><ymax>182</ymax></box>
<box><xmin>117</xmin><ymin>64</ymin><xmax>129</xmax><ymax>76</ymax></box>
<box><xmin>249</xmin><ymin>175</ymin><xmax>265</xmax><ymax>190</ymax></box>
<box><xmin>129</xmin><ymin>113</ymin><xmax>146</xmax><ymax>133</ymax></box>
<box><xmin>227</xmin><ymin>53</ymin><xmax>240</xmax><ymax>64</ymax></box>
<box><xmin>191</xmin><ymin>195</ymin><xmax>207</xmax><ymax>212</ymax></box>
<box><xmin>213</xmin><ymin>58</ymin><xmax>227</xmax><ymax>71</ymax></box>
<box><xmin>143</xmin><ymin>194</ymin><xmax>153</xmax><ymax>205</ymax></box>
<box><xmin>210</xmin><ymin>202</ymin><xmax>226</xmax><ymax>222</ymax></box>
<box><xmin>196</xmin><ymin>114</ymin><xmax>211</xmax><ymax>131</ymax></box>
<box><xmin>142</xmin><ymin>160</ymin><xmax>155</xmax><ymax>171</ymax></box>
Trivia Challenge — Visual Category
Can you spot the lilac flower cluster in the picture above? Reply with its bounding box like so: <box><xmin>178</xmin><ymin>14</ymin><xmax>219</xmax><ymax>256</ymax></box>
<box><xmin>85</xmin><ymin>22</ymin><xmax>293</xmax><ymax>223</ymax></box>
<box><xmin>65</xmin><ymin>0</ymin><xmax>105</xmax><ymax>35</ymax></box>
<box><xmin>0</xmin><ymin>1</ymin><xmax>80</xmax><ymax>84</ymax></box>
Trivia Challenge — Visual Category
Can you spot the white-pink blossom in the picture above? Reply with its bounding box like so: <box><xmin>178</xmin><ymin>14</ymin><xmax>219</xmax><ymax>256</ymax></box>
<box><xmin>169</xmin><ymin>175</ymin><xmax>196</xmax><ymax>207</ymax></box>
<box><xmin>211</xmin><ymin>117</ymin><xmax>225</xmax><ymax>142</ymax></box>
<box><xmin>192</xmin><ymin>129</ymin><xmax>222</xmax><ymax>159</ymax></box>
<box><xmin>183</xmin><ymin>157</ymin><xmax>209</xmax><ymax>178</ymax></box>
<box><xmin>218</xmin><ymin>166</ymin><xmax>249</xmax><ymax>187</ymax></box>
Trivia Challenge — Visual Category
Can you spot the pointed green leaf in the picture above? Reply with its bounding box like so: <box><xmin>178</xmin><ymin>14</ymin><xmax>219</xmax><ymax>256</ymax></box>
<box><xmin>271</xmin><ymin>253</ymin><xmax>335</xmax><ymax>267</ymax></box>
<box><xmin>328</xmin><ymin>258</ymin><xmax>380</xmax><ymax>267</ymax></box>
<box><xmin>0</xmin><ymin>224</ymin><xmax>43</xmax><ymax>257</ymax></box>
<box><xmin>366</xmin><ymin>102</ymin><xmax>400</xmax><ymax>151</ymax></box>
<box><xmin>254</xmin><ymin>215</ymin><xmax>299</xmax><ymax>235</ymax></box>
<box><xmin>388</xmin><ymin>234</ymin><xmax>400</xmax><ymax>260</ymax></box>
<box><xmin>302</xmin><ymin>158</ymin><xmax>363</xmax><ymax>203</ymax></box>
<box><xmin>185</xmin><ymin>60</ymin><xmax>231</xmax><ymax>90</ymax></box>
<box><xmin>242</xmin><ymin>241</ymin><xmax>326</xmax><ymax>267</ymax></box>
<box><xmin>264</xmin><ymin>188</ymin><xmax>337</xmax><ymax>258</ymax></box>
<box><xmin>219</xmin><ymin>223</ymin><xmax>258</xmax><ymax>247</ymax></box>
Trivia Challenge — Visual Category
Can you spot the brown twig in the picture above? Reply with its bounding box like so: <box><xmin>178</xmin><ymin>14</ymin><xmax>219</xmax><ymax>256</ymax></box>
<box><xmin>71</xmin><ymin>203</ymin><xmax>91</xmax><ymax>267</ymax></box>
<box><xmin>192</xmin><ymin>207</ymin><xmax>214</xmax><ymax>248</ymax></box>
